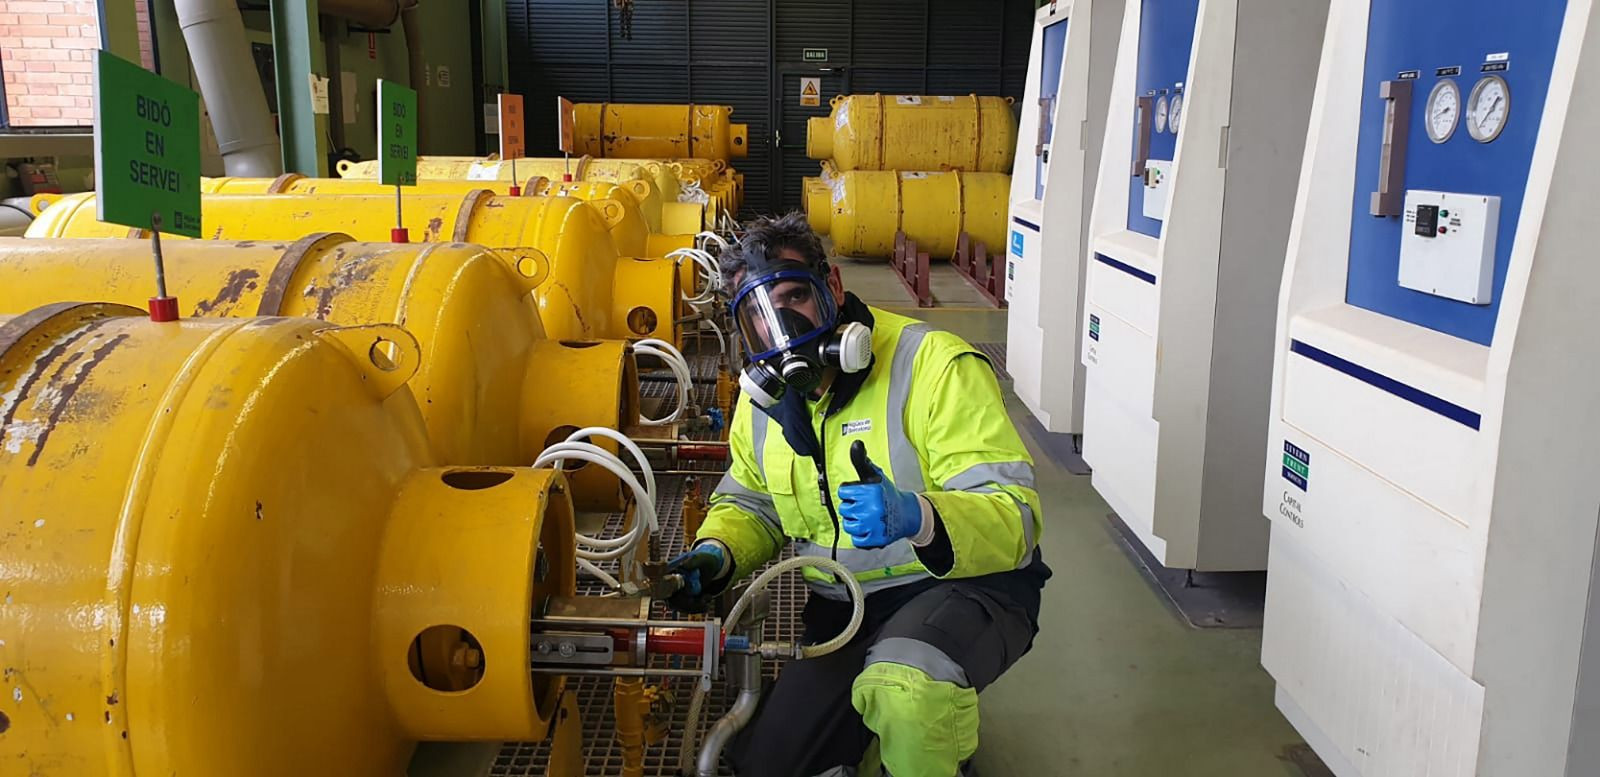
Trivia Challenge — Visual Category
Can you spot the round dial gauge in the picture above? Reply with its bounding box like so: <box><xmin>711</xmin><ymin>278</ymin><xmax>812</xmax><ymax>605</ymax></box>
<box><xmin>1467</xmin><ymin>74</ymin><xmax>1510</xmax><ymax>143</ymax></box>
<box><xmin>1168</xmin><ymin>94</ymin><xmax>1183</xmax><ymax>133</ymax></box>
<box><xmin>1425</xmin><ymin>79</ymin><xmax>1460</xmax><ymax>143</ymax></box>
<box><xmin>1154</xmin><ymin>95</ymin><xmax>1169</xmax><ymax>134</ymax></box>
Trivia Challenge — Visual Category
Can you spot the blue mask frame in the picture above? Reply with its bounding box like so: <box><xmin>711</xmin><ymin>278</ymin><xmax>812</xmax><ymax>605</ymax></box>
<box><xmin>729</xmin><ymin>268</ymin><xmax>841</xmax><ymax>364</ymax></box>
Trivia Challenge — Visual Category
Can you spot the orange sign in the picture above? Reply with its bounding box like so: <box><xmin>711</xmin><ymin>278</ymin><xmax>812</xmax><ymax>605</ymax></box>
<box><xmin>557</xmin><ymin>96</ymin><xmax>576</xmax><ymax>154</ymax></box>
<box><xmin>498</xmin><ymin>94</ymin><xmax>526</xmax><ymax>160</ymax></box>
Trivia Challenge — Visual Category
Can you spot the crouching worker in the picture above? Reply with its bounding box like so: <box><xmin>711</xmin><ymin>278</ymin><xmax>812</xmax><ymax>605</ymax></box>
<box><xmin>666</xmin><ymin>213</ymin><xmax>1051</xmax><ymax>777</ymax></box>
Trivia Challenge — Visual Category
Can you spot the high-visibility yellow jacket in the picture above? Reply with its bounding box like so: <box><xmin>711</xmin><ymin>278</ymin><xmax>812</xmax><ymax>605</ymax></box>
<box><xmin>698</xmin><ymin>307</ymin><xmax>1042</xmax><ymax>597</ymax></box>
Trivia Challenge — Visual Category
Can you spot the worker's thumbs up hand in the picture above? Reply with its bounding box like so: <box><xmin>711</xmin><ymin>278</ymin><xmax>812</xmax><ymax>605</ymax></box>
<box><xmin>838</xmin><ymin>446</ymin><xmax>925</xmax><ymax>549</ymax></box>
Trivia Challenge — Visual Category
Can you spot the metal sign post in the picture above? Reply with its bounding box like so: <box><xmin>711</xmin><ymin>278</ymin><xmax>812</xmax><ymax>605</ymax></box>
<box><xmin>379</xmin><ymin>79</ymin><xmax>419</xmax><ymax>243</ymax></box>
<box><xmin>92</xmin><ymin>50</ymin><xmax>200</xmax><ymax>321</ymax></box>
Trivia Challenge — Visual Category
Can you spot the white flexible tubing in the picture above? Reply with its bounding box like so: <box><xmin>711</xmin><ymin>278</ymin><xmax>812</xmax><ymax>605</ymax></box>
<box><xmin>701</xmin><ymin>316</ymin><xmax>729</xmax><ymax>357</ymax></box>
<box><xmin>696</xmin><ymin>230</ymin><xmax>729</xmax><ymax>252</ymax></box>
<box><xmin>533</xmin><ymin>445</ymin><xmax>654</xmax><ymax>559</ymax></box>
<box><xmin>534</xmin><ymin>444</ymin><xmax>652</xmax><ymax>533</ymax></box>
<box><xmin>578</xmin><ymin>557</ymin><xmax>623</xmax><ymax>590</ymax></box>
<box><xmin>722</xmin><ymin>556</ymin><xmax>865</xmax><ymax>660</ymax></box>
<box><xmin>635</xmin><ymin>339</ymin><xmax>691</xmax><ymax>426</ymax></box>
<box><xmin>565</xmin><ymin>426</ymin><xmax>658</xmax><ymax>512</ymax></box>
<box><xmin>669</xmin><ymin>247</ymin><xmax>720</xmax><ymax>304</ymax></box>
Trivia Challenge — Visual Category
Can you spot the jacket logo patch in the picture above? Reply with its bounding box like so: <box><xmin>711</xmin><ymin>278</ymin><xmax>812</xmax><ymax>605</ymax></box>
<box><xmin>841</xmin><ymin>419</ymin><xmax>873</xmax><ymax>436</ymax></box>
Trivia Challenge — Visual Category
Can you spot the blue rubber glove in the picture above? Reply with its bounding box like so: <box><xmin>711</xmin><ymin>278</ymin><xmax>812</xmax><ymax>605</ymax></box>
<box><xmin>705</xmin><ymin>407</ymin><xmax>726</xmax><ymax>434</ymax></box>
<box><xmin>837</xmin><ymin>461</ymin><xmax>925</xmax><ymax>549</ymax></box>
<box><xmin>664</xmin><ymin>542</ymin><xmax>729</xmax><ymax>614</ymax></box>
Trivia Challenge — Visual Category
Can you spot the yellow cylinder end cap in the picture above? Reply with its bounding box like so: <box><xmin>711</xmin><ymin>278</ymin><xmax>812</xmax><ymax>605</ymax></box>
<box><xmin>807</xmin><ymin>117</ymin><xmax>833</xmax><ymax>161</ymax></box>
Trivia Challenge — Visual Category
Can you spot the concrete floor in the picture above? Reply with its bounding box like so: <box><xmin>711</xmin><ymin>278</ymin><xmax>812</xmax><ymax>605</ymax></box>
<box><xmin>837</xmin><ymin>260</ymin><xmax>1310</xmax><ymax>776</ymax></box>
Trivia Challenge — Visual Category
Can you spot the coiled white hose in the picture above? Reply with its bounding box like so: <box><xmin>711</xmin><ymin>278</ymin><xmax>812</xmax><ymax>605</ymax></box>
<box><xmin>723</xmin><ymin>555</ymin><xmax>865</xmax><ymax>659</ymax></box>
<box><xmin>534</xmin><ymin>427</ymin><xmax>659</xmax><ymax>583</ymax></box>
<box><xmin>634</xmin><ymin>338</ymin><xmax>691</xmax><ymax>426</ymax></box>
<box><xmin>669</xmin><ymin>246</ymin><xmax>721</xmax><ymax>306</ymax></box>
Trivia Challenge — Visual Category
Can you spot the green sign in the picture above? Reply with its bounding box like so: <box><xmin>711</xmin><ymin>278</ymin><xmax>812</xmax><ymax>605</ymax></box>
<box><xmin>93</xmin><ymin>50</ymin><xmax>201</xmax><ymax>237</ymax></box>
<box><xmin>378</xmin><ymin>79</ymin><xmax>418</xmax><ymax>186</ymax></box>
<box><xmin>803</xmin><ymin>48</ymin><xmax>829</xmax><ymax>62</ymax></box>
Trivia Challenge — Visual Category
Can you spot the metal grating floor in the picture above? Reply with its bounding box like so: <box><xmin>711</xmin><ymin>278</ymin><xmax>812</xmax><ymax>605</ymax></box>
<box><xmin>492</xmin><ymin>341</ymin><xmax>810</xmax><ymax>777</ymax></box>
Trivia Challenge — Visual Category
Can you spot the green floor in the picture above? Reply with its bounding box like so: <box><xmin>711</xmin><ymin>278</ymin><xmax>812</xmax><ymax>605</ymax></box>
<box><xmin>839</xmin><ymin>260</ymin><xmax>1308</xmax><ymax>776</ymax></box>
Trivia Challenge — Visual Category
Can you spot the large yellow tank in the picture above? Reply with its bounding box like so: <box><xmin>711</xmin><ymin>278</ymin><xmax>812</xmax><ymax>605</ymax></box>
<box><xmin>572</xmin><ymin>102</ymin><xmax>749</xmax><ymax>162</ymax></box>
<box><xmin>0</xmin><ymin>235</ymin><xmax>639</xmax><ymax>508</ymax></box>
<box><xmin>807</xmin><ymin>94</ymin><xmax>1017</xmax><ymax>172</ymax></box>
<box><xmin>332</xmin><ymin>156</ymin><xmax>720</xmax><ymax>230</ymax></box>
<box><xmin>0</xmin><ymin>301</ymin><xmax>575</xmax><ymax>776</ymax></box>
<box><xmin>803</xmin><ymin>168</ymin><xmax>1010</xmax><ymax>259</ymax></box>
<box><xmin>195</xmin><ymin>174</ymin><xmax>695</xmax><ymax>258</ymax></box>
<box><xmin>27</xmin><ymin>191</ymin><xmax>680</xmax><ymax>345</ymax></box>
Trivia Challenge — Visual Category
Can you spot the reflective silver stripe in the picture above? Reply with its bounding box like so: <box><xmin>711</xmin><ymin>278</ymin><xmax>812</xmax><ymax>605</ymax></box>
<box><xmin>807</xmin><ymin>573</ymin><xmax>931</xmax><ymax>600</ymax></box>
<box><xmin>793</xmin><ymin>539</ymin><xmax>919</xmax><ymax>571</ymax></box>
<box><xmin>885</xmin><ymin>323</ymin><xmax>931</xmax><ymax>493</ymax></box>
<box><xmin>865</xmin><ymin>636</ymin><xmax>970</xmax><ymax>687</ymax></box>
<box><xmin>808</xmin><ymin>768</ymin><xmax>856</xmax><ymax>777</ymax></box>
<box><xmin>792</xmin><ymin>539</ymin><xmax>931</xmax><ymax>600</ymax></box>
<box><xmin>750</xmin><ymin>409</ymin><xmax>768</xmax><ymax>478</ymax></box>
<box><xmin>942</xmin><ymin>460</ymin><xmax>1036</xmax><ymax>492</ymax></box>
<box><xmin>966</xmin><ymin>484</ymin><xmax>1039</xmax><ymax>569</ymax></box>
<box><xmin>942</xmin><ymin>460</ymin><xmax>1039</xmax><ymax>569</ymax></box>
<box><xmin>710</xmin><ymin>472</ymin><xmax>783</xmax><ymax>543</ymax></box>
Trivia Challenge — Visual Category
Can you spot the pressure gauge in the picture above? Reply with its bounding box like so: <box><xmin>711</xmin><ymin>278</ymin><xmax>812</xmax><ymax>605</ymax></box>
<box><xmin>1154</xmin><ymin>95</ymin><xmax>1169</xmax><ymax>134</ymax></box>
<box><xmin>1424</xmin><ymin>79</ymin><xmax>1460</xmax><ymax>143</ymax></box>
<box><xmin>1168</xmin><ymin>94</ymin><xmax>1183</xmax><ymax>134</ymax></box>
<box><xmin>1467</xmin><ymin>74</ymin><xmax>1510</xmax><ymax>143</ymax></box>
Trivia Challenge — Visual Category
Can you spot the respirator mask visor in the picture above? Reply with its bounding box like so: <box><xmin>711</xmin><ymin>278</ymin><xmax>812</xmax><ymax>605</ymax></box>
<box><xmin>730</xmin><ymin>269</ymin><xmax>840</xmax><ymax>364</ymax></box>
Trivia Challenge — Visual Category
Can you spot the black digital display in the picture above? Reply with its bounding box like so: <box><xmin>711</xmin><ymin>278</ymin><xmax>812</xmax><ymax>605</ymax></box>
<box><xmin>1415</xmin><ymin>204</ymin><xmax>1440</xmax><ymax>237</ymax></box>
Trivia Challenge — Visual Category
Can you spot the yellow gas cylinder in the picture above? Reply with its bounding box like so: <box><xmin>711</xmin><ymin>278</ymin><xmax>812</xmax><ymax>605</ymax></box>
<box><xmin>807</xmin><ymin>94</ymin><xmax>1018</xmax><ymax>173</ymax></box>
<box><xmin>201</xmin><ymin>173</ymin><xmax>537</xmax><ymax>197</ymax></box>
<box><xmin>0</xmin><ymin>301</ymin><xmax>576</xmax><ymax>776</ymax></box>
<box><xmin>197</xmin><ymin>174</ymin><xmax>695</xmax><ymax>262</ymax></box>
<box><xmin>27</xmin><ymin>191</ymin><xmax>679</xmax><ymax>345</ymax></box>
<box><xmin>0</xmin><ymin>235</ymin><xmax>640</xmax><ymax>509</ymax></box>
<box><xmin>333</xmin><ymin>156</ymin><xmax>710</xmax><ymax>233</ymax></box>
<box><xmin>572</xmin><ymin>102</ymin><xmax>749</xmax><ymax>162</ymax></box>
<box><xmin>803</xmin><ymin>168</ymin><xmax>1010</xmax><ymax>259</ymax></box>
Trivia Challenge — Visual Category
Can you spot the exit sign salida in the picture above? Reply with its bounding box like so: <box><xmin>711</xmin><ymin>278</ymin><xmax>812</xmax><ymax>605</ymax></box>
<box><xmin>803</xmin><ymin>48</ymin><xmax>828</xmax><ymax>62</ymax></box>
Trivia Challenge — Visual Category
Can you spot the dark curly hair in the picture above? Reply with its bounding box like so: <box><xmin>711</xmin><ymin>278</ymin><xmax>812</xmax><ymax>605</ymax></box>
<box><xmin>719</xmin><ymin>211</ymin><xmax>828</xmax><ymax>289</ymax></box>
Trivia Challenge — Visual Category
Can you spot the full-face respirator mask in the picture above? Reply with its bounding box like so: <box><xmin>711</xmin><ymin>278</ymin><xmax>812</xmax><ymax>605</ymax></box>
<box><xmin>729</xmin><ymin>256</ymin><xmax>872</xmax><ymax>408</ymax></box>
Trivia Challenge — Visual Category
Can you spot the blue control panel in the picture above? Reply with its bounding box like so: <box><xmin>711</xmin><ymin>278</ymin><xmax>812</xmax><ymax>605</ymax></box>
<box><xmin>1037</xmin><ymin>18</ymin><xmax>1069</xmax><ymax>201</ymax></box>
<box><xmin>1345</xmin><ymin>0</ymin><xmax>1567</xmax><ymax>345</ymax></box>
<box><xmin>1126</xmin><ymin>0</ymin><xmax>1200</xmax><ymax>238</ymax></box>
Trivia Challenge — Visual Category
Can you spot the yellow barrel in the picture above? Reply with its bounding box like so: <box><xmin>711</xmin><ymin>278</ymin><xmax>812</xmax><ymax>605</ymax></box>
<box><xmin>333</xmin><ymin>156</ymin><xmax>716</xmax><ymax>231</ymax></box>
<box><xmin>197</xmin><ymin>173</ymin><xmax>693</xmax><ymax>258</ymax></box>
<box><xmin>807</xmin><ymin>94</ymin><xmax>1017</xmax><ymax>173</ymax></box>
<box><xmin>572</xmin><ymin>102</ymin><xmax>749</xmax><ymax>162</ymax></box>
<box><xmin>803</xmin><ymin>169</ymin><xmax>1010</xmax><ymax>259</ymax></box>
<box><xmin>27</xmin><ymin>191</ymin><xmax>679</xmax><ymax>344</ymax></box>
<box><xmin>0</xmin><ymin>301</ymin><xmax>575</xmax><ymax>776</ymax></box>
<box><xmin>0</xmin><ymin>235</ymin><xmax>640</xmax><ymax>508</ymax></box>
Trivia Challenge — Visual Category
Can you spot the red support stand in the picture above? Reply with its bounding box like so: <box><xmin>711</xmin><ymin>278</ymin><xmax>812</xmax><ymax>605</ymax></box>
<box><xmin>390</xmin><ymin>227</ymin><xmax>410</xmax><ymax>244</ymax></box>
<box><xmin>951</xmin><ymin>232</ymin><xmax>1008</xmax><ymax>308</ymax></box>
<box><xmin>890</xmin><ymin>231</ymin><xmax>934</xmax><ymax>308</ymax></box>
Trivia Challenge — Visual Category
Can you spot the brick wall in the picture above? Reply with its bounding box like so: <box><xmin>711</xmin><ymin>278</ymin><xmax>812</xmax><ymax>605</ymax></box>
<box><xmin>0</xmin><ymin>0</ymin><xmax>116</xmax><ymax>126</ymax></box>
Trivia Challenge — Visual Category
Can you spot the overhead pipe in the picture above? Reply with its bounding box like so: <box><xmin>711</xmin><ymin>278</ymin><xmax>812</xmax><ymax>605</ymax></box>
<box><xmin>174</xmin><ymin>0</ymin><xmax>282</xmax><ymax>176</ymax></box>
<box><xmin>400</xmin><ymin>1</ymin><xmax>426</xmax><ymax>147</ymax></box>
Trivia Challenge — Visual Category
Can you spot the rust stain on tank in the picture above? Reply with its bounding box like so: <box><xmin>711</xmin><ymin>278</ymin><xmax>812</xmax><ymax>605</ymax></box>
<box><xmin>300</xmin><ymin>256</ymin><xmax>383</xmax><ymax>320</ymax></box>
<box><xmin>0</xmin><ymin>320</ymin><xmax>99</xmax><ymax>434</ymax></box>
<box><xmin>423</xmin><ymin>217</ymin><xmax>444</xmax><ymax>242</ymax></box>
<box><xmin>191</xmin><ymin>268</ymin><xmax>262</xmax><ymax>316</ymax></box>
<box><xmin>25</xmin><ymin>332</ymin><xmax>129</xmax><ymax>466</ymax></box>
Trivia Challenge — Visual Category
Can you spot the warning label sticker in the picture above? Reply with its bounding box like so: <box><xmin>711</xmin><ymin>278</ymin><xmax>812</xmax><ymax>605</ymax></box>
<box><xmin>800</xmin><ymin>77</ymin><xmax>821</xmax><ymax>107</ymax></box>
